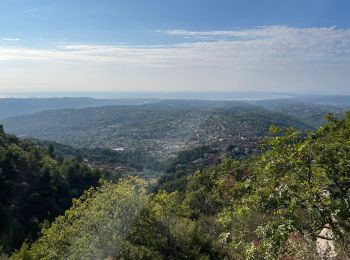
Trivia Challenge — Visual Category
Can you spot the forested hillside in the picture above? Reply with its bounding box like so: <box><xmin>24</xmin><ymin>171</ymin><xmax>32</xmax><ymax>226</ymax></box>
<box><xmin>0</xmin><ymin>127</ymin><xmax>110</xmax><ymax>254</ymax></box>
<box><xmin>252</xmin><ymin>99</ymin><xmax>343</xmax><ymax>128</ymax></box>
<box><xmin>5</xmin><ymin>112</ymin><xmax>350</xmax><ymax>259</ymax></box>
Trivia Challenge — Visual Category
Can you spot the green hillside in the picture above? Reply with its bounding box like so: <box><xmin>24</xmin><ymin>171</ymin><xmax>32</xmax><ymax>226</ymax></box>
<box><xmin>4</xmin><ymin>112</ymin><xmax>350</xmax><ymax>259</ymax></box>
<box><xmin>1</xmin><ymin>101</ymin><xmax>312</xmax><ymax>161</ymax></box>
<box><xmin>0</xmin><ymin>126</ymin><xmax>110</xmax><ymax>254</ymax></box>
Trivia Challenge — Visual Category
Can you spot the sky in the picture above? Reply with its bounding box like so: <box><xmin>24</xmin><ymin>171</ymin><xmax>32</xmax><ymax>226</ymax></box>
<box><xmin>0</xmin><ymin>0</ymin><xmax>350</xmax><ymax>94</ymax></box>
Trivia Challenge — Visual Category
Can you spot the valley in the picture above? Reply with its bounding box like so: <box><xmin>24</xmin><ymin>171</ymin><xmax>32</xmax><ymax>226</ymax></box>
<box><xmin>1</xmin><ymin>96</ymin><xmax>347</xmax><ymax>182</ymax></box>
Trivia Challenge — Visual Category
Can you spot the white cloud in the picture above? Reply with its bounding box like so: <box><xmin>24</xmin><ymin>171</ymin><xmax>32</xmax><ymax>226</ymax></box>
<box><xmin>2</xmin><ymin>38</ymin><xmax>20</xmax><ymax>42</ymax></box>
<box><xmin>0</xmin><ymin>26</ymin><xmax>349</xmax><ymax>67</ymax></box>
<box><xmin>0</xmin><ymin>26</ymin><xmax>349</xmax><ymax>93</ymax></box>
<box><xmin>166</xmin><ymin>26</ymin><xmax>350</xmax><ymax>59</ymax></box>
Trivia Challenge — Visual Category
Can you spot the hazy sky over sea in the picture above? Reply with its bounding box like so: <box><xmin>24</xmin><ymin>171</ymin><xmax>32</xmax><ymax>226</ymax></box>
<box><xmin>0</xmin><ymin>0</ymin><xmax>349</xmax><ymax>94</ymax></box>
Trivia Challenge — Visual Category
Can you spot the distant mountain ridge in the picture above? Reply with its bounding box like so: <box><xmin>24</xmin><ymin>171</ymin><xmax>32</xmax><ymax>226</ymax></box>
<box><xmin>1</xmin><ymin>94</ymin><xmax>348</xmax><ymax>119</ymax></box>
<box><xmin>293</xmin><ymin>95</ymin><xmax>350</xmax><ymax>108</ymax></box>
<box><xmin>1</xmin><ymin>97</ymin><xmax>347</xmax><ymax>160</ymax></box>
<box><xmin>250</xmin><ymin>99</ymin><xmax>344</xmax><ymax>128</ymax></box>
<box><xmin>0</xmin><ymin>97</ymin><xmax>160</xmax><ymax>119</ymax></box>
<box><xmin>1</xmin><ymin>100</ymin><xmax>313</xmax><ymax>159</ymax></box>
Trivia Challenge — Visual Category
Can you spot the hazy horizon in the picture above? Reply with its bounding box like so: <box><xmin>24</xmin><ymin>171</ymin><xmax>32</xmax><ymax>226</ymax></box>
<box><xmin>1</xmin><ymin>91</ymin><xmax>350</xmax><ymax>100</ymax></box>
<box><xmin>1</xmin><ymin>0</ymin><xmax>350</xmax><ymax>94</ymax></box>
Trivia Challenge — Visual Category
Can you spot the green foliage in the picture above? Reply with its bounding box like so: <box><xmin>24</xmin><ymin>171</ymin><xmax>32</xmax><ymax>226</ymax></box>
<box><xmin>219</xmin><ymin>113</ymin><xmax>350</xmax><ymax>258</ymax></box>
<box><xmin>120</xmin><ymin>190</ymin><xmax>227</xmax><ymax>259</ymax></box>
<box><xmin>19</xmin><ymin>177</ymin><xmax>148</xmax><ymax>260</ymax></box>
<box><xmin>156</xmin><ymin>146</ymin><xmax>215</xmax><ymax>193</ymax></box>
<box><xmin>5</xmin><ymin>111</ymin><xmax>350</xmax><ymax>259</ymax></box>
<box><xmin>0</xmin><ymin>128</ymin><xmax>108</xmax><ymax>254</ymax></box>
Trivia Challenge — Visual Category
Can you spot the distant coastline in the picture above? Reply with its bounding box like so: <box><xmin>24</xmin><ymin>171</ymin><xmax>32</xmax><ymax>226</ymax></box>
<box><xmin>0</xmin><ymin>91</ymin><xmax>294</xmax><ymax>101</ymax></box>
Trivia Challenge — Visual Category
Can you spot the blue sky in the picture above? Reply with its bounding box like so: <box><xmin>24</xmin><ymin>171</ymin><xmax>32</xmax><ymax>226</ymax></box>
<box><xmin>0</xmin><ymin>0</ymin><xmax>350</xmax><ymax>94</ymax></box>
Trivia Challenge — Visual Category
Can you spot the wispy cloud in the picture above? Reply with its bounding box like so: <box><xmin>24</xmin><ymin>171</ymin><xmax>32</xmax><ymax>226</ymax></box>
<box><xmin>2</xmin><ymin>38</ymin><xmax>20</xmax><ymax>42</ymax></box>
<box><xmin>1</xmin><ymin>26</ymin><xmax>349</xmax><ymax>93</ymax></box>
<box><xmin>23</xmin><ymin>8</ymin><xmax>38</xmax><ymax>13</ymax></box>
<box><xmin>0</xmin><ymin>26</ymin><xmax>349</xmax><ymax>68</ymax></box>
<box><xmin>164</xmin><ymin>28</ymin><xmax>268</xmax><ymax>40</ymax></box>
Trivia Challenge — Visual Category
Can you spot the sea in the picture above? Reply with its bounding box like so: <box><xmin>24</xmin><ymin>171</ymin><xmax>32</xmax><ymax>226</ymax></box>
<box><xmin>0</xmin><ymin>91</ymin><xmax>293</xmax><ymax>101</ymax></box>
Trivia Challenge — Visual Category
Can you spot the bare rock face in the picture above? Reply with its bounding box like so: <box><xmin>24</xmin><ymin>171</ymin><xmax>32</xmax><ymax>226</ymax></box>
<box><xmin>316</xmin><ymin>225</ymin><xmax>337</xmax><ymax>259</ymax></box>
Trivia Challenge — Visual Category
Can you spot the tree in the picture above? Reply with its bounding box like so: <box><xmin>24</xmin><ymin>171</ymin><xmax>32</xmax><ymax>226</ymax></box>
<box><xmin>16</xmin><ymin>177</ymin><xmax>148</xmax><ymax>260</ymax></box>
<box><xmin>219</xmin><ymin>114</ymin><xmax>350</xmax><ymax>258</ymax></box>
<box><xmin>0</xmin><ymin>128</ymin><xmax>106</xmax><ymax>254</ymax></box>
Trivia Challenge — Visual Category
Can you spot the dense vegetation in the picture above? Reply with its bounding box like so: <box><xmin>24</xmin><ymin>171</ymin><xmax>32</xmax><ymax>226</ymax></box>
<box><xmin>4</xmin><ymin>112</ymin><xmax>349</xmax><ymax>259</ymax></box>
<box><xmin>36</xmin><ymin>140</ymin><xmax>163</xmax><ymax>179</ymax></box>
<box><xmin>0</xmin><ymin>126</ymin><xmax>110</xmax><ymax>254</ymax></box>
